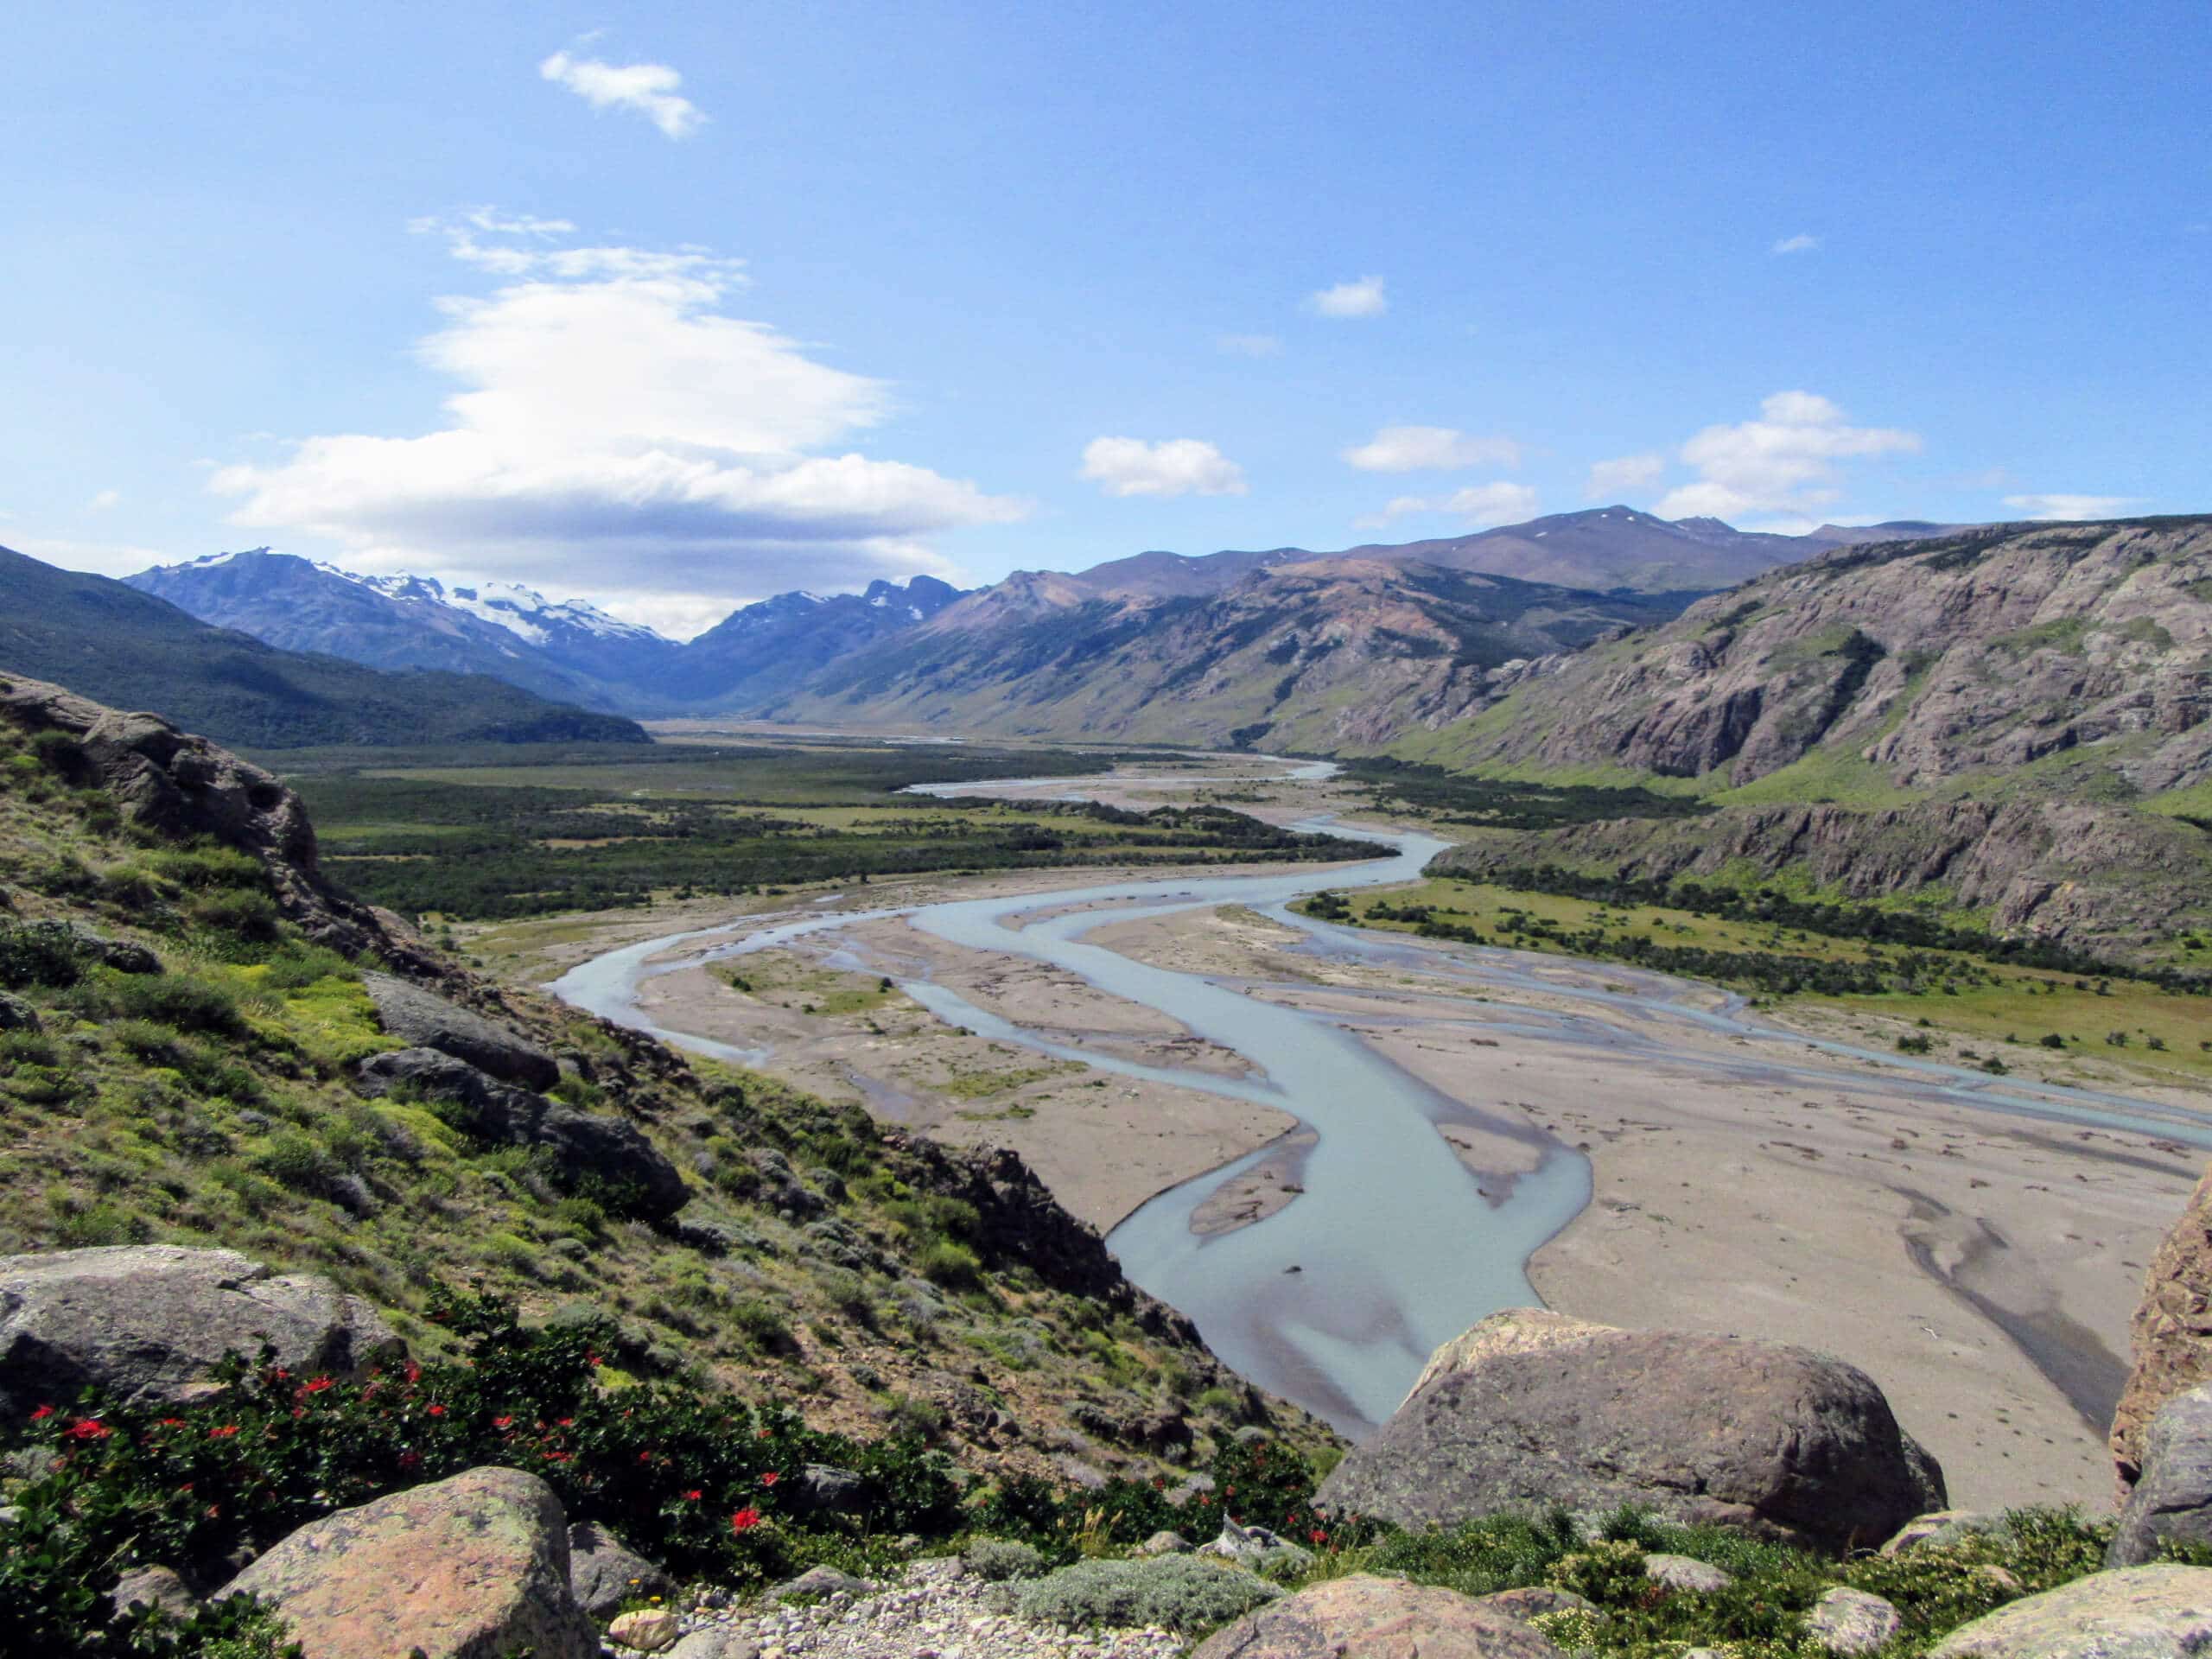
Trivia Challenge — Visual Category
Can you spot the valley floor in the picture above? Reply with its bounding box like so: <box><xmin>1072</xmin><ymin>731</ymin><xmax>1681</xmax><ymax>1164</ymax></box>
<box><xmin>473</xmin><ymin>762</ymin><xmax>2210</xmax><ymax>1516</ymax></box>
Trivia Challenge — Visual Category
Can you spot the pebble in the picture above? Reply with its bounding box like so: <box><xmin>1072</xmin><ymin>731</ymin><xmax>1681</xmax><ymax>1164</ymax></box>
<box><xmin>606</xmin><ymin>1558</ymin><xmax>1183</xmax><ymax>1659</ymax></box>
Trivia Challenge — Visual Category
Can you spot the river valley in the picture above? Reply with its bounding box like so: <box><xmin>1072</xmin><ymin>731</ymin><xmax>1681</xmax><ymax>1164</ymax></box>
<box><xmin>543</xmin><ymin>755</ymin><xmax>2212</xmax><ymax>1510</ymax></box>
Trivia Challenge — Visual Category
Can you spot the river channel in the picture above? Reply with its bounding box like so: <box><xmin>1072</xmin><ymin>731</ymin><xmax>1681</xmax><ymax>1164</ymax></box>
<box><xmin>550</xmin><ymin>760</ymin><xmax>2212</xmax><ymax>1436</ymax></box>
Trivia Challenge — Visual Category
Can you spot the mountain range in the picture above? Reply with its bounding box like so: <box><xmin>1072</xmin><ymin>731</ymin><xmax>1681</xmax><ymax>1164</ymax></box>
<box><xmin>0</xmin><ymin>545</ymin><xmax>647</xmax><ymax>750</ymax></box>
<box><xmin>121</xmin><ymin>508</ymin><xmax>1965</xmax><ymax>726</ymax></box>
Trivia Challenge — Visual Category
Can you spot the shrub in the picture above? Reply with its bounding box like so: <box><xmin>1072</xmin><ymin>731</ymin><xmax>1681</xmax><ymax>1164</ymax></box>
<box><xmin>105</xmin><ymin>972</ymin><xmax>247</xmax><ymax>1037</ymax></box>
<box><xmin>1010</xmin><ymin>1555</ymin><xmax>1281</xmax><ymax>1631</ymax></box>
<box><xmin>143</xmin><ymin>845</ymin><xmax>270</xmax><ymax>893</ymax></box>
<box><xmin>188</xmin><ymin>887</ymin><xmax>283</xmax><ymax>944</ymax></box>
<box><xmin>0</xmin><ymin>924</ymin><xmax>84</xmax><ymax>989</ymax></box>
<box><xmin>963</xmin><ymin>1538</ymin><xmax>1049</xmax><ymax>1580</ymax></box>
<box><xmin>918</xmin><ymin>1240</ymin><xmax>981</xmax><ymax>1290</ymax></box>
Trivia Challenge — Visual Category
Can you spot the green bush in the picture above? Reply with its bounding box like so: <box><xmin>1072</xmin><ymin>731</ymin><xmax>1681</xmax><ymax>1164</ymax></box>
<box><xmin>918</xmin><ymin>1240</ymin><xmax>981</xmax><ymax>1290</ymax></box>
<box><xmin>143</xmin><ymin>845</ymin><xmax>270</xmax><ymax>893</ymax></box>
<box><xmin>1010</xmin><ymin>1555</ymin><xmax>1281</xmax><ymax>1631</ymax></box>
<box><xmin>102</xmin><ymin>972</ymin><xmax>247</xmax><ymax>1037</ymax></box>
<box><xmin>0</xmin><ymin>923</ymin><xmax>85</xmax><ymax>989</ymax></box>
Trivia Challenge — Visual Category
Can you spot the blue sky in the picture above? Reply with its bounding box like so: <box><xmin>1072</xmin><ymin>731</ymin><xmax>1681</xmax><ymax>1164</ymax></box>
<box><xmin>4</xmin><ymin>0</ymin><xmax>2206</xmax><ymax>635</ymax></box>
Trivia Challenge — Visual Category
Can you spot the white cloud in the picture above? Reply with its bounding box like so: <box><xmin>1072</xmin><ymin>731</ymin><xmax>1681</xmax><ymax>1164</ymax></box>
<box><xmin>1341</xmin><ymin>426</ymin><xmax>1522</xmax><ymax>473</ymax></box>
<box><xmin>1585</xmin><ymin>453</ymin><xmax>1667</xmax><ymax>499</ymax></box>
<box><xmin>1771</xmin><ymin>232</ymin><xmax>1821</xmax><ymax>255</ymax></box>
<box><xmin>539</xmin><ymin>49</ymin><xmax>707</xmax><ymax>139</ymax></box>
<box><xmin>87</xmin><ymin>489</ymin><xmax>122</xmax><ymax>512</ymax></box>
<box><xmin>211</xmin><ymin>218</ymin><xmax>1024</xmax><ymax>601</ymax></box>
<box><xmin>1079</xmin><ymin>437</ymin><xmax>1248</xmax><ymax>499</ymax></box>
<box><xmin>1653</xmin><ymin>391</ymin><xmax>1920</xmax><ymax>521</ymax></box>
<box><xmin>1216</xmin><ymin>334</ymin><xmax>1283</xmax><ymax>358</ymax></box>
<box><xmin>2001</xmin><ymin>493</ymin><xmax>2140</xmax><ymax>521</ymax></box>
<box><xmin>1354</xmin><ymin>480</ymin><xmax>1537</xmax><ymax>531</ymax></box>
<box><xmin>10</xmin><ymin>537</ymin><xmax>173</xmax><ymax>578</ymax></box>
<box><xmin>1306</xmin><ymin>276</ymin><xmax>1388</xmax><ymax>318</ymax></box>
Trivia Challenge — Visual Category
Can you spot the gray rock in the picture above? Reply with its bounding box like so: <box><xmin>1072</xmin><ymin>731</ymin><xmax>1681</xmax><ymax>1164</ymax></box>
<box><xmin>0</xmin><ymin>993</ymin><xmax>41</xmax><ymax>1032</ymax></box>
<box><xmin>1318</xmin><ymin>1310</ymin><xmax>1945</xmax><ymax>1552</ymax></box>
<box><xmin>669</xmin><ymin>1632</ymin><xmax>759</xmax><ymax>1659</ymax></box>
<box><xmin>565</xmin><ymin>1520</ymin><xmax>674</xmax><ymax>1617</ymax></box>
<box><xmin>220</xmin><ymin>1467</ymin><xmax>594</xmax><ymax>1659</ymax></box>
<box><xmin>789</xmin><ymin>1461</ymin><xmax>868</xmax><ymax>1517</ymax></box>
<box><xmin>1055</xmin><ymin>1454</ymin><xmax>1109</xmax><ymax>1491</ymax></box>
<box><xmin>2110</xmin><ymin>1384</ymin><xmax>2212</xmax><ymax>1567</ymax></box>
<box><xmin>362</xmin><ymin>973</ymin><xmax>558</xmax><ymax>1089</ymax></box>
<box><xmin>1643</xmin><ymin>1554</ymin><xmax>1732</xmax><ymax>1593</ymax></box>
<box><xmin>607</xmin><ymin>1608</ymin><xmax>682</xmax><ymax>1652</ymax></box>
<box><xmin>111</xmin><ymin>1565</ymin><xmax>196</xmax><ymax>1618</ymax></box>
<box><xmin>1135</xmin><ymin>1529</ymin><xmax>1194</xmax><ymax>1556</ymax></box>
<box><xmin>356</xmin><ymin>1048</ymin><xmax>687</xmax><ymax>1220</ymax></box>
<box><xmin>1929</xmin><ymin>1564</ymin><xmax>2212</xmax><ymax>1656</ymax></box>
<box><xmin>769</xmin><ymin>1565</ymin><xmax>876</xmax><ymax>1603</ymax></box>
<box><xmin>0</xmin><ymin>1245</ymin><xmax>399</xmax><ymax>1418</ymax></box>
<box><xmin>1200</xmin><ymin>1520</ymin><xmax>1315</xmax><ymax>1576</ymax></box>
<box><xmin>1807</xmin><ymin>1586</ymin><xmax>1904</xmax><ymax>1655</ymax></box>
<box><xmin>1189</xmin><ymin>1573</ymin><xmax>1565</xmax><ymax>1658</ymax></box>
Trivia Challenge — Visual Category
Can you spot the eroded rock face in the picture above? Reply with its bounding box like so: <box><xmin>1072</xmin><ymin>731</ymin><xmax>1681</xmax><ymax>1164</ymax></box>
<box><xmin>2109</xmin><ymin>1385</ymin><xmax>2212</xmax><ymax>1567</ymax></box>
<box><xmin>362</xmin><ymin>975</ymin><xmax>560</xmax><ymax>1090</ymax></box>
<box><xmin>1316</xmin><ymin>1311</ymin><xmax>1943</xmax><ymax>1552</ymax></box>
<box><xmin>220</xmin><ymin>1467</ymin><xmax>594</xmax><ymax>1659</ymax></box>
<box><xmin>2114</xmin><ymin>1164</ymin><xmax>2212</xmax><ymax>1493</ymax></box>
<box><xmin>1927</xmin><ymin>1564</ymin><xmax>2212</xmax><ymax>1656</ymax></box>
<box><xmin>1188</xmin><ymin>1573</ymin><xmax>1565</xmax><ymax>1658</ymax></box>
<box><xmin>0</xmin><ymin>1245</ymin><xmax>398</xmax><ymax>1417</ymax></box>
<box><xmin>355</xmin><ymin>1048</ymin><xmax>688</xmax><ymax>1220</ymax></box>
<box><xmin>0</xmin><ymin>675</ymin><xmax>423</xmax><ymax>965</ymax></box>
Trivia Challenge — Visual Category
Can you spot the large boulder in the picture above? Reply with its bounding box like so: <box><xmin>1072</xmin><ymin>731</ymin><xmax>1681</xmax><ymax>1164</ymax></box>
<box><xmin>1188</xmin><ymin>1573</ymin><xmax>1565</xmax><ymax>1658</ymax></box>
<box><xmin>2113</xmin><ymin>1162</ymin><xmax>2212</xmax><ymax>1494</ymax></box>
<box><xmin>0</xmin><ymin>1246</ymin><xmax>398</xmax><ymax>1417</ymax></box>
<box><xmin>1317</xmin><ymin>1311</ymin><xmax>1943</xmax><ymax>1552</ymax></box>
<box><xmin>362</xmin><ymin>974</ymin><xmax>558</xmax><ymax>1090</ymax></box>
<box><xmin>220</xmin><ymin>1466</ymin><xmax>594</xmax><ymax>1659</ymax></box>
<box><xmin>1928</xmin><ymin>1564</ymin><xmax>2212</xmax><ymax>1656</ymax></box>
<box><xmin>356</xmin><ymin>1048</ymin><xmax>687</xmax><ymax>1220</ymax></box>
<box><xmin>2109</xmin><ymin>1384</ymin><xmax>2212</xmax><ymax>1567</ymax></box>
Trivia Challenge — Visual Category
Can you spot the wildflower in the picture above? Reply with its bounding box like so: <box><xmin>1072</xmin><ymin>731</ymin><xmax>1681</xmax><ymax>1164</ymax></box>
<box><xmin>156</xmin><ymin>1418</ymin><xmax>185</xmax><ymax>1429</ymax></box>
<box><xmin>729</xmin><ymin>1507</ymin><xmax>763</xmax><ymax>1534</ymax></box>
<box><xmin>65</xmin><ymin>1419</ymin><xmax>111</xmax><ymax>1441</ymax></box>
<box><xmin>587</xmin><ymin>1351</ymin><xmax>603</xmax><ymax>1367</ymax></box>
<box><xmin>760</xmin><ymin>1471</ymin><xmax>779</xmax><ymax>1488</ymax></box>
<box><xmin>29</xmin><ymin>1405</ymin><xmax>54</xmax><ymax>1421</ymax></box>
<box><xmin>427</xmin><ymin>1404</ymin><xmax>446</xmax><ymax>1417</ymax></box>
<box><xmin>556</xmin><ymin>1417</ymin><xmax>575</xmax><ymax>1427</ymax></box>
<box><xmin>493</xmin><ymin>1415</ymin><xmax>514</xmax><ymax>1430</ymax></box>
<box><xmin>301</xmin><ymin>1376</ymin><xmax>335</xmax><ymax>1395</ymax></box>
<box><xmin>683</xmin><ymin>1490</ymin><xmax>702</xmax><ymax>1502</ymax></box>
<box><xmin>404</xmin><ymin>1362</ymin><xmax>423</xmax><ymax>1384</ymax></box>
<box><xmin>208</xmin><ymin>1425</ymin><xmax>241</xmax><ymax>1440</ymax></box>
<box><xmin>1309</xmin><ymin>1529</ymin><xmax>1327</xmax><ymax>1546</ymax></box>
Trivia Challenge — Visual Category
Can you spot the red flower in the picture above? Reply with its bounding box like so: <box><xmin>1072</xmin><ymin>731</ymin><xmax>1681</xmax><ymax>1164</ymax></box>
<box><xmin>1309</xmin><ymin>1529</ymin><xmax>1327</xmax><ymax>1546</ymax></box>
<box><xmin>209</xmin><ymin>1425</ymin><xmax>240</xmax><ymax>1440</ymax></box>
<box><xmin>556</xmin><ymin>1417</ymin><xmax>575</xmax><ymax>1427</ymax></box>
<box><xmin>426</xmin><ymin>1404</ymin><xmax>446</xmax><ymax>1417</ymax></box>
<box><xmin>29</xmin><ymin>1405</ymin><xmax>54</xmax><ymax>1421</ymax></box>
<box><xmin>543</xmin><ymin>1451</ymin><xmax>570</xmax><ymax>1464</ymax></box>
<box><xmin>404</xmin><ymin>1363</ymin><xmax>423</xmax><ymax>1384</ymax></box>
<box><xmin>639</xmin><ymin>1451</ymin><xmax>654</xmax><ymax>1464</ymax></box>
<box><xmin>301</xmin><ymin>1376</ymin><xmax>335</xmax><ymax>1395</ymax></box>
<box><xmin>683</xmin><ymin>1490</ymin><xmax>702</xmax><ymax>1502</ymax></box>
<box><xmin>65</xmin><ymin>1419</ymin><xmax>111</xmax><ymax>1441</ymax></box>
<box><xmin>729</xmin><ymin>1507</ymin><xmax>763</xmax><ymax>1534</ymax></box>
<box><xmin>760</xmin><ymin>1471</ymin><xmax>779</xmax><ymax>1487</ymax></box>
<box><xmin>397</xmin><ymin>1451</ymin><xmax>422</xmax><ymax>1473</ymax></box>
<box><xmin>756</xmin><ymin>1429</ymin><xmax>771</xmax><ymax>1440</ymax></box>
<box><xmin>586</xmin><ymin>1351</ymin><xmax>603</xmax><ymax>1367</ymax></box>
<box><xmin>156</xmin><ymin>1418</ymin><xmax>185</xmax><ymax>1429</ymax></box>
<box><xmin>493</xmin><ymin>1415</ymin><xmax>514</xmax><ymax>1431</ymax></box>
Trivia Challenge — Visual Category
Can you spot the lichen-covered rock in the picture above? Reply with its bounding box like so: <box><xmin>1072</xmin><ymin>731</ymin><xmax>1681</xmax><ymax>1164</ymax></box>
<box><xmin>362</xmin><ymin>974</ymin><xmax>559</xmax><ymax>1089</ymax></box>
<box><xmin>1879</xmin><ymin>1510</ymin><xmax>2004</xmax><ymax>1555</ymax></box>
<box><xmin>355</xmin><ymin>1048</ymin><xmax>687</xmax><ymax>1219</ymax></box>
<box><xmin>111</xmin><ymin>1564</ymin><xmax>196</xmax><ymax>1619</ymax></box>
<box><xmin>566</xmin><ymin>1520</ymin><xmax>674</xmax><ymax>1616</ymax></box>
<box><xmin>1643</xmin><ymin>1554</ymin><xmax>1732</xmax><ymax>1593</ymax></box>
<box><xmin>1317</xmin><ymin>1311</ymin><xmax>1943</xmax><ymax>1552</ymax></box>
<box><xmin>0</xmin><ymin>1245</ymin><xmax>398</xmax><ymax>1417</ymax></box>
<box><xmin>1806</xmin><ymin>1586</ymin><xmax>1904</xmax><ymax>1655</ymax></box>
<box><xmin>219</xmin><ymin>1466</ymin><xmax>594</xmax><ymax>1659</ymax></box>
<box><xmin>1188</xmin><ymin>1573</ymin><xmax>1564</xmax><ymax>1657</ymax></box>
<box><xmin>1199</xmin><ymin>1520</ymin><xmax>1314</xmax><ymax>1576</ymax></box>
<box><xmin>2109</xmin><ymin>1384</ymin><xmax>2212</xmax><ymax>1567</ymax></box>
<box><xmin>2114</xmin><ymin>1163</ymin><xmax>2212</xmax><ymax>1494</ymax></box>
<box><xmin>1472</xmin><ymin>1586</ymin><xmax>1592</xmax><ymax>1620</ymax></box>
<box><xmin>1928</xmin><ymin>1564</ymin><xmax>2212</xmax><ymax>1656</ymax></box>
<box><xmin>607</xmin><ymin>1608</ymin><xmax>682</xmax><ymax>1652</ymax></box>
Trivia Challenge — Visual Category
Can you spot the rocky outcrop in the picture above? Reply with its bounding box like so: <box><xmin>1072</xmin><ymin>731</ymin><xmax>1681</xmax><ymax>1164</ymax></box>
<box><xmin>0</xmin><ymin>675</ymin><xmax>429</xmax><ymax>966</ymax></box>
<box><xmin>0</xmin><ymin>1245</ymin><xmax>398</xmax><ymax>1417</ymax></box>
<box><xmin>1316</xmin><ymin>1311</ymin><xmax>1943</xmax><ymax>1552</ymax></box>
<box><xmin>1187</xmin><ymin>1573</ymin><xmax>1565</xmax><ymax>1658</ymax></box>
<box><xmin>1806</xmin><ymin>1586</ymin><xmax>1904</xmax><ymax>1655</ymax></box>
<box><xmin>220</xmin><ymin>1467</ymin><xmax>594</xmax><ymax>1659</ymax></box>
<box><xmin>362</xmin><ymin>974</ymin><xmax>560</xmax><ymax>1090</ymax></box>
<box><xmin>356</xmin><ymin>1048</ymin><xmax>688</xmax><ymax>1220</ymax></box>
<box><xmin>2114</xmin><ymin>1164</ymin><xmax>2212</xmax><ymax>1491</ymax></box>
<box><xmin>2109</xmin><ymin>1385</ymin><xmax>2212</xmax><ymax>1567</ymax></box>
<box><xmin>1927</xmin><ymin>1564</ymin><xmax>2212</xmax><ymax>1656</ymax></box>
